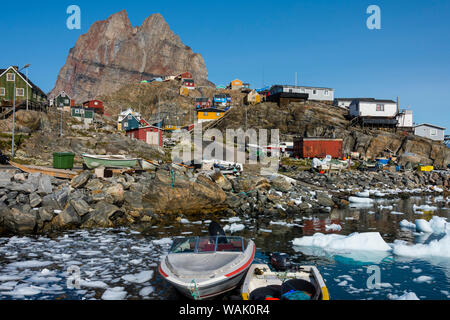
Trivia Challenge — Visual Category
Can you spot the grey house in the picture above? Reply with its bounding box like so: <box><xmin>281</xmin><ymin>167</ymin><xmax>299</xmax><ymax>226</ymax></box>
<box><xmin>414</xmin><ymin>124</ymin><xmax>446</xmax><ymax>141</ymax></box>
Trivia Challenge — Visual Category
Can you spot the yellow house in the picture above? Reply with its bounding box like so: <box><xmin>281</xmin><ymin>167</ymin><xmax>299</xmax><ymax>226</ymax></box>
<box><xmin>230</xmin><ymin>79</ymin><xmax>243</xmax><ymax>90</ymax></box>
<box><xmin>244</xmin><ymin>90</ymin><xmax>261</xmax><ymax>105</ymax></box>
<box><xmin>197</xmin><ymin>108</ymin><xmax>226</xmax><ymax>123</ymax></box>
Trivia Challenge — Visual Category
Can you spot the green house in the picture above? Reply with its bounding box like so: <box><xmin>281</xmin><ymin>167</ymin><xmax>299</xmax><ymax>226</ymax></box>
<box><xmin>71</xmin><ymin>106</ymin><xmax>94</xmax><ymax>125</ymax></box>
<box><xmin>54</xmin><ymin>91</ymin><xmax>72</xmax><ymax>109</ymax></box>
<box><xmin>0</xmin><ymin>66</ymin><xmax>47</xmax><ymax>108</ymax></box>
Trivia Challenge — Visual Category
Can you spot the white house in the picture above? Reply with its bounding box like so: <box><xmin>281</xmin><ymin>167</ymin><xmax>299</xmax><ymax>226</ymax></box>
<box><xmin>333</xmin><ymin>98</ymin><xmax>374</xmax><ymax>109</ymax></box>
<box><xmin>414</xmin><ymin>124</ymin><xmax>446</xmax><ymax>142</ymax></box>
<box><xmin>269</xmin><ymin>85</ymin><xmax>334</xmax><ymax>102</ymax></box>
<box><xmin>396</xmin><ymin>109</ymin><xmax>414</xmax><ymax>128</ymax></box>
<box><xmin>349</xmin><ymin>98</ymin><xmax>398</xmax><ymax>118</ymax></box>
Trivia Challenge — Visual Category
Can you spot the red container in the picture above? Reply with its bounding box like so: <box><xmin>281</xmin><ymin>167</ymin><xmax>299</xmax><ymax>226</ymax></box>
<box><xmin>294</xmin><ymin>138</ymin><xmax>343</xmax><ymax>159</ymax></box>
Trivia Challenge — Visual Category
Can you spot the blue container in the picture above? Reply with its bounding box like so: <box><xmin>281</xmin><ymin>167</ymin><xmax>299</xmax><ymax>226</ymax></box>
<box><xmin>376</xmin><ymin>158</ymin><xmax>390</xmax><ymax>165</ymax></box>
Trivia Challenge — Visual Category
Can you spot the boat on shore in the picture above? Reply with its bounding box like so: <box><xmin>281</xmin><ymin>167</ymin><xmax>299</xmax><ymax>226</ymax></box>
<box><xmin>159</xmin><ymin>223</ymin><xmax>255</xmax><ymax>300</ymax></box>
<box><xmin>81</xmin><ymin>154</ymin><xmax>139</xmax><ymax>169</ymax></box>
<box><xmin>241</xmin><ymin>264</ymin><xmax>329</xmax><ymax>300</ymax></box>
<box><xmin>138</xmin><ymin>159</ymin><xmax>159</xmax><ymax>170</ymax></box>
<box><xmin>9</xmin><ymin>161</ymin><xmax>81</xmax><ymax>179</ymax></box>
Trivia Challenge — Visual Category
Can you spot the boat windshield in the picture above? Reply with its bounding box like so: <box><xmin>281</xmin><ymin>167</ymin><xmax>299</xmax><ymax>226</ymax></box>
<box><xmin>169</xmin><ymin>236</ymin><xmax>247</xmax><ymax>254</ymax></box>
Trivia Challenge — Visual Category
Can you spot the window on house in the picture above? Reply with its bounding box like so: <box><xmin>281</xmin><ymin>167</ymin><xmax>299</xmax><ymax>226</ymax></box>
<box><xmin>94</xmin><ymin>102</ymin><xmax>98</xmax><ymax>105</ymax></box>
<box><xmin>216</xmin><ymin>113</ymin><xmax>221</xmax><ymax>117</ymax></box>
<box><xmin>376</xmin><ymin>104</ymin><xmax>385</xmax><ymax>111</ymax></box>
<box><xmin>0</xmin><ymin>88</ymin><xmax>5</xmax><ymax>96</ymax></box>
<box><xmin>16</xmin><ymin>88</ymin><xmax>24</xmax><ymax>97</ymax></box>
<box><xmin>128</xmin><ymin>115</ymin><xmax>132</xmax><ymax>120</ymax></box>
<box><xmin>124</xmin><ymin>122</ymin><xmax>128</xmax><ymax>127</ymax></box>
<box><xmin>204</xmin><ymin>112</ymin><xmax>208</xmax><ymax>116</ymax></box>
<box><xmin>7</xmin><ymin>73</ymin><xmax>15</xmax><ymax>81</ymax></box>
<box><xmin>313</xmin><ymin>90</ymin><xmax>317</xmax><ymax>95</ymax></box>
<box><xmin>430</xmin><ymin>129</ymin><xmax>437</xmax><ymax>136</ymax></box>
<box><xmin>64</xmin><ymin>99</ymin><xmax>69</xmax><ymax>104</ymax></box>
<box><xmin>324</xmin><ymin>90</ymin><xmax>329</xmax><ymax>96</ymax></box>
<box><xmin>75</xmin><ymin>109</ymin><xmax>80</xmax><ymax>114</ymax></box>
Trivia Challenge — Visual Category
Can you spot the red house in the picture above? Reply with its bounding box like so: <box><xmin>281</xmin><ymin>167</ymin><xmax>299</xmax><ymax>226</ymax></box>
<box><xmin>182</xmin><ymin>79</ymin><xmax>195</xmax><ymax>90</ymax></box>
<box><xmin>126</xmin><ymin>126</ymin><xmax>163</xmax><ymax>147</ymax></box>
<box><xmin>176</xmin><ymin>72</ymin><xmax>193</xmax><ymax>80</ymax></box>
<box><xmin>82</xmin><ymin>100</ymin><xmax>104</xmax><ymax>114</ymax></box>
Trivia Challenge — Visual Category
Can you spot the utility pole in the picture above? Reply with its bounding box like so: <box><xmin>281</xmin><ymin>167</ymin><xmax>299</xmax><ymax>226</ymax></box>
<box><xmin>60</xmin><ymin>107</ymin><xmax>63</xmax><ymax>137</ymax></box>
<box><xmin>158</xmin><ymin>95</ymin><xmax>161</xmax><ymax>128</ymax></box>
<box><xmin>26</xmin><ymin>67</ymin><xmax>29</xmax><ymax>111</ymax></box>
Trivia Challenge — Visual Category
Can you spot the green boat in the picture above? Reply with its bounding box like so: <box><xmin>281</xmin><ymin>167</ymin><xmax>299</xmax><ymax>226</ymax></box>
<box><xmin>81</xmin><ymin>154</ymin><xmax>139</xmax><ymax>169</ymax></box>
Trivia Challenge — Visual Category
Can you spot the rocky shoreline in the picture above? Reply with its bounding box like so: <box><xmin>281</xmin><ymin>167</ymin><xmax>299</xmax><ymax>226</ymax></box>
<box><xmin>0</xmin><ymin>166</ymin><xmax>448</xmax><ymax>236</ymax></box>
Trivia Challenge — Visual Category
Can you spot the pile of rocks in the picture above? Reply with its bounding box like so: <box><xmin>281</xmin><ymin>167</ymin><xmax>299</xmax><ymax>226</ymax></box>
<box><xmin>0</xmin><ymin>165</ymin><xmax>447</xmax><ymax>236</ymax></box>
<box><xmin>291</xmin><ymin>169</ymin><xmax>449</xmax><ymax>191</ymax></box>
<box><xmin>0</xmin><ymin>165</ymin><xmax>227</xmax><ymax>235</ymax></box>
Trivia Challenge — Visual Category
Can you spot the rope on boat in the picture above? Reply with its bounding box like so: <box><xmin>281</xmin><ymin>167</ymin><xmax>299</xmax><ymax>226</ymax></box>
<box><xmin>189</xmin><ymin>279</ymin><xmax>201</xmax><ymax>300</ymax></box>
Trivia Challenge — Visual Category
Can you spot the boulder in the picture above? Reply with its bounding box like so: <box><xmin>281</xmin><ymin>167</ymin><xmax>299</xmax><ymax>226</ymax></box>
<box><xmin>2</xmin><ymin>207</ymin><xmax>36</xmax><ymax>234</ymax></box>
<box><xmin>315</xmin><ymin>191</ymin><xmax>335</xmax><ymax>207</ymax></box>
<box><xmin>82</xmin><ymin>202</ymin><xmax>123</xmax><ymax>228</ymax></box>
<box><xmin>142</xmin><ymin>170</ymin><xmax>227</xmax><ymax>215</ymax></box>
<box><xmin>51</xmin><ymin>204</ymin><xmax>81</xmax><ymax>229</ymax></box>
<box><xmin>209</xmin><ymin>171</ymin><xmax>232</xmax><ymax>192</ymax></box>
<box><xmin>103</xmin><ymin>183</ymin><xmax>124</xmax><ymax>202</ymax></box>
<box><xmin>0</xmin><ymin>172</ymin><xmax>13</xmax><ymax>188</ymax></box>
<box><xmin>270</xmin><ymin>176</ymin><xmax>293</xmax><ymax>193</ymax></box>
<box><xmin>123</xmin><ymin>191</ymin><xmax>143</xmax><ymax>210</ymax></box>
<box><xmin>29</xmin><ymin>193</ymin><xmax>42</xmax><ymax>208</ymax></box>
<box><xmin>70</xmin><ymin>198</ymin><xmax>91</xmax><ymax>216</ymax></box>
<box><xmin>70</xmin><ymin>171</ymin><xmax>91</xmax><ymax>189</ymax></box>
<box><xmin>37</xmin><ymin>175</ymin><xmax>53</xmax><ymax>195</ymax></box>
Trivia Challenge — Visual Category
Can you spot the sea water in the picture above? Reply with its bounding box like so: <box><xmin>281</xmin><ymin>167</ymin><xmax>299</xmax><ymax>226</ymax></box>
<box><xmin>0</xmin><ymin>195</ymin><xmax>448</xmax><ymax>300</ymax></box>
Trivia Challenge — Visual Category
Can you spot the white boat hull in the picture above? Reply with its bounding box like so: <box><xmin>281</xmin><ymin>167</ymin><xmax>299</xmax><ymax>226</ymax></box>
<box><xmin>159</xmin><ymin>240</ymin><xmax>255</xmax><ymax>300</ymax></box>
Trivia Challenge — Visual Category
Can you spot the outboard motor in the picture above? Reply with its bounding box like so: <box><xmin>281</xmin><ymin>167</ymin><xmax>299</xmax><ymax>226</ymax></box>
<box><xmin>208</xmin><ymin>221</ymin><xmax>228</xmax><ymax>244</ymax></box>
<box><xmin>208</xmin><ymin>221</ymin><xmax>226</xmax><ymax>237</ymax></box>
<box><xmin>270</xmin><ymin>253</ymin><xmax>290</xmax><ymax>271</ymax></box>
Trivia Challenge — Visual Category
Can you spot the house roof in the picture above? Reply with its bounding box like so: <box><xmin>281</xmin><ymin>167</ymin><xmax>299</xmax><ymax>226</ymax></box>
<box><xmin>335</xmin><ymin>98</ymin><xmax>374</xmax><ymax>101</ymax></box>
<box><xmin>414</xmin><ymin>123</ymin><xmax>446</xmax><ymax>130</ymax></box>
<box><xmin>271</xmin><ymin>84</ymin><xmax>334</xmax><ymax>91</ymax></box>
<box><xmin>353</xmin><ymin>98</ymin><xmax>397</xmax><ymax>104</ymax></box>
<box><xmin>0</xmin><ymin>66</ymin><xmax>47</xmax><ymax>97</ymax></box>
<box><xmin>197</xmin><ymin>108</ymin><xmax>226</xmax><ymax>113</ymax></box>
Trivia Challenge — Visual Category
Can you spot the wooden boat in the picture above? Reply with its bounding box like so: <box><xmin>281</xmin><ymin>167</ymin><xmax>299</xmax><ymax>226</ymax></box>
<box><xmin>81</xmin><ymin>154</ymin><xmax>139</xmax><ymax>169</ymax></box>
<box><xmin>9</xmin><ymin>161</ymin><xmax>81</xmax><ymax>179</ymax></box>
<box><xmin>138</xmin><ymin>159</ymin><xmax>159</xmax><ymax>170</ymax></box>
<box><xmin>159</xmin><ymin>235</ymin><xmax>255</xmax><ymax>300</ymax></box>
<box><xmin>241</xmin><ymin>264</ymin><xmax>329</xmax><ymax>300</ymax></box>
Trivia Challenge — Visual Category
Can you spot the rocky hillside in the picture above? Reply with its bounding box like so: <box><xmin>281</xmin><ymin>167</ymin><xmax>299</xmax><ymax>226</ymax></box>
<box><xmin>213</xmin><ymin>101</ymin><xmax>450</xmax><ymax>168</ymax></box>
<box><xmin>99</xmin><ymin>80</ymin><xmax>246</xmax><ymax>125</ymax></box>
<box><xmin>50</xmin><ymin>10</ymin><xmax>212</xmax><ymax>102</ymax></box>
<box><xmin>0</xmin><ymin>110</ymin><xmax>164</xmax><ymax>166</ymax></box>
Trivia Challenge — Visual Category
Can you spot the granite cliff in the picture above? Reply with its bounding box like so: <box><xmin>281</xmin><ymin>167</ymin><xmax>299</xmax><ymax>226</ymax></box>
<box><xmin>50</xmin><ymin>10</ymin><xmax>211</xmax><ymax>102</ymax></box>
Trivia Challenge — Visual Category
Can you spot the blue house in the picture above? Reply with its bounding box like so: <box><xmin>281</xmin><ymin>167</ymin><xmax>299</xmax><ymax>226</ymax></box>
<box><xmin>120</xmin><ymin>113</ymin><xmax>141</xmax><ymax>131</ymax></box>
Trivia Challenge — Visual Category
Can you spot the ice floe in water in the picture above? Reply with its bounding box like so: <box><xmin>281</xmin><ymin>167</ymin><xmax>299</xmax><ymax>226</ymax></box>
<box><xmin>349</xmin><ymin>197</ymin><xmax>374</xmax><ymax>204</ymax></box>
<box><xmin>223</xmin><ymin>223</ymin><xmax>245</xmax><ymax>233</ymax></box>
<box><xmin>293</xmin><ymin>232</ymin><xmax>392</xmax><ymax>252</ymax></box>
<box><xmin>0</xmin><ymin>229</ymin><xmax>173</xmax><ymax>300</ymax></box>
<box><xmin>325</xmin><ymin>224</ymin><xmax>342</xmax><ymax>232</ymax></box>
<box><xmin>387</xmin><ymin>291</ymin><xmax>420</xmax><ymax>300</ymax></box>
<box><xmin>392</xmin><ymin>235</ymin><xmax>450</xmax><ymax>259</ymax></box>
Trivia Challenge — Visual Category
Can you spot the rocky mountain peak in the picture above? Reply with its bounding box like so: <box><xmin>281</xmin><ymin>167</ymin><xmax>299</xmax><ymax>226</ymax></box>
<box><xmin>50</xmin><ymin>10</ymin><xmax>211</xmax><ymax>102</ymax></box>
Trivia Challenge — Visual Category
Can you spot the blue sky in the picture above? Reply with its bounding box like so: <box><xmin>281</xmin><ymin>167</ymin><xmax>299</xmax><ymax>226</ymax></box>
<box><xmin>1</xmin><ymin>0</ymin><xmax>449</xmax><ymax>129</ymax></box>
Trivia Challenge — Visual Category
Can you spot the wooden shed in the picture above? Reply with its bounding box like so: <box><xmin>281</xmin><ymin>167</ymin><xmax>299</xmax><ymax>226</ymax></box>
<box><xmin>293</xmin><ymin>138</ymin><xmax>343</xmax><ymax>159</ymax></box>
<box><xmin>126</xmin><ymin>126</ymin><xmax>163</xmax><ymax>147</ymax></box>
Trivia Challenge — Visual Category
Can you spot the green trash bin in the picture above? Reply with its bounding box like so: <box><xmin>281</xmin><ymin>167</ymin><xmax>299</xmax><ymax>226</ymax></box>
<box><xmin>53</xmin><ymin>152</ymin><xmax>75</xmax><ymax>170</ymax></box>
